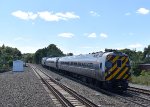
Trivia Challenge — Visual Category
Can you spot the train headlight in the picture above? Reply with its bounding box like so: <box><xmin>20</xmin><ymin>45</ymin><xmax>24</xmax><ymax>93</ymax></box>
<box><xmin>107</xmin><ymin>55</ymin><xmax>111</xmax><ymax>59</ymax></box>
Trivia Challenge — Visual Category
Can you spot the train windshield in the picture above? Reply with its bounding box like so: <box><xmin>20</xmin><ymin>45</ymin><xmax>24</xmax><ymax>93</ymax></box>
<box><xmin>105</xmin><ymin>61</ymin><xmax>112</xmax><ymax>68</ymax></box>
<box><xmin>117</xmin><ymin>60</ymin><xmax>122</xmax><ymax>67</ymax></box>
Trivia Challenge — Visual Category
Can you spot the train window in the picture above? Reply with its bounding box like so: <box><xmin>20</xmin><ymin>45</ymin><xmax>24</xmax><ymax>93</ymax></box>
<box><xmin>84</xmin><ymin>63</ymin><xmax>87</xmax><ymax>67</ymax></box>
<box><xmin>89</xmin><ymin>63</ymin><xmax>93</xmax><ymax>68</ymax></box>
<box><xmin>82</xmin><ymin>63</ymin><xmax>85</xmax><ymax>67</ymax></box>
<box><xmin>78</xmin><ymin>62</ymin><xmax>80</xmax><ymax>66</ymax></box>
<box><xmin>79</xmin><ymin>62</ymin><xmax>81</xmax><ymax>66</ymax></box>
<box><xmin>81</xmin><ymin>63</ymin><xmax>84</xmax><ymax>66</ymax></box>
<box><xmin>85</xmin><ymin>63</ymin><xmax>88</xmax><ymax>67</ymax></box>
<box><xmin>67</xmin><ymin>62</ymin><xmax>69</xmax><ymax>65</ymax></box>
<box><xmin>100</xmin><ymin>63</ymin><xmax>102</xmax><ymax>68</ymax></box>
<box><xmin>117</xmin><ymin>60</ymin><xmax>122</xmax><ymax>67</ymax></box>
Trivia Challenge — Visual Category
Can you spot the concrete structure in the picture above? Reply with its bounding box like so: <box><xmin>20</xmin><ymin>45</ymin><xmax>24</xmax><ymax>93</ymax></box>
<box><xmin>13</xmin><ymin>60</ymin><xmax>24</xmax><ymax>72</ymax></box>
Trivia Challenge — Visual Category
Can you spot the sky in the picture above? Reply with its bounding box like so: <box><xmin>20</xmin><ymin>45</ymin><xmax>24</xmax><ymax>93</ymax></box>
<box><xmin>0</xmin><ymin>0</ymin><xmax>150</xmax><ymax>55</ymax></box>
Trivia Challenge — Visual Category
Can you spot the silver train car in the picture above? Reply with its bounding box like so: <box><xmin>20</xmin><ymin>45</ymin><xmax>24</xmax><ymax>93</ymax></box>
<box><xmin>42</xmin><ymin>51</ymin><xmax>131</xmax><ymax>91</ymax></box>
<box><xmin>45</xmin><ymin>57</ymin><xmax>58</xmax><ymax>68</ymax></box>
<box><xmin>41</xmin><ymin>57</ymin><xmax>48</xmax><ymax>66</ymax></box>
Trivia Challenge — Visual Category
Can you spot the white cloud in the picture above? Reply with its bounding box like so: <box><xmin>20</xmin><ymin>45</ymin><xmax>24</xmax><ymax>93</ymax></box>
<box><xmin>38</xmin><ymin>11</ymin><xmax>79</xmax><ymax>21</ymax></box>
<box><xmin>87</xmin><ymin>32</ymin><xmax>108</xmax><ymax>38</ymax></box>
<box><xmin>88</xmin><ymin>33</ymin><xmax>97</xmax><ymax>38</ymax></box>
<box><xmin>100</xmin><ymin>33</ymin><xmax>108</xmax><ymax>38</ymax></box>
<box><xmin>136</xmin><ymin>8</ymin><xmax>149</xmax><ymax>15</ymax></box>
<box><xmin>128</xmin><ymin>43</ymin><xmax>143</xmax><ymax>48</ymax></box>
<box><xmin>56</xmin><ymin>12</ymin><xmax>80</xmax><ymax>19</ymax></box>
<box><xmin>12</xmin><ymin>10</ymin><xmax>37</xmax><ymax>20</ymax></box>
<box><xmin>90</xmin><ymin>11</ymin><xmax>100</xmax><ymax>17</ymax></box>
<box><xmin>58</xmin><ymin>33</ymin><xmax>74</xmax><ymax>38</ymax></box>
<box><xmin>12</xmin><ymin>10</ymin><xmax>80</xmax><ymax>22</ymax></box>
<box><xmin>38</xmin><ymin>11</ymin><xmax>59</xmax><ymax>21</ymax></box>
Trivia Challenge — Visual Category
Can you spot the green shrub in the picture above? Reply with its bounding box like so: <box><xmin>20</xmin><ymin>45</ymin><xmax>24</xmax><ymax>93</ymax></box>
<box><xmin>131</xmin><ymin>70</ymin><xmax>150</xmax><ymax>86</ymax></box>
<box><xmin>0</xmin><ymin>64</ymin><xmax>10</xmax><ymax>73</ymax></box>
<box><xmin>131</xmin><ymin>63</ymin><xmax>141</xmax><ymax>76</ymax></box>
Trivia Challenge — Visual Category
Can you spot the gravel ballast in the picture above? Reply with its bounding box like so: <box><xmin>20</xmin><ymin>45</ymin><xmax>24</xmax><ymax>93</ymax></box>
<box><xmin>0</xmin><ymin>67</ymin><xmax>56</xmax><ymax>107</ymax></box>
<box><xmin>38</xmin><ymin>65</ymin><xmax>141</xmax><ymax>107</ymax></box>
<box><xmin>129</xmin><ymin>83</ymin><xmax>150</xmax><ymax>91</ymax></box>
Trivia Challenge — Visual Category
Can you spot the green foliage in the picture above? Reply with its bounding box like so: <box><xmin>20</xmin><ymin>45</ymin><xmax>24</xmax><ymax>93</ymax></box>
<box><xmin>143</xmin><ymin>45</ymin><xmax>150</xmax><ymax>63</ymax></box>
<box><xmin>47</xmin><ymin>44</ymin><xmax>64</xmax><ymax>57</ymax></box>
<box><xmin>132</xmin><ymin>63</ymin><xmax>141</xmax><ymax>76</ymax></box>
<box><xmin>107</xmin><ymin>47</ymin><xmax>150</xmax><ymax>85</ymax></box>
<box><xmin>66</xmin><ymin>53</ymin><xmax>73</xmax><ymax>56</ymax></box>
<box><xmin>120</xmin><ymin>49</ymin><xmax>142</xmax><ymax>62</ymax></box>
<box><xmin>0</xmin><ymin>44</ymin><xmax>22</xmax><ymax>72</ymax></box>
<box><xmin>119</xmin><ymin>48</ymin><xmax>144</xmax><ymax>76</ymax></box>
<box><xmin>22</xmin><ymin>53</ymin><xmax>34</xmax><ymax>63</ymax></box>
<box><xmin>131</xmin><ymin>70</ymin><xmax>150</xmax><ymax>86</ymax></box>
<box><xmin>34</xmin><ymin>44</ymin><xmax>64</xmax><ymax>64</ymax></box>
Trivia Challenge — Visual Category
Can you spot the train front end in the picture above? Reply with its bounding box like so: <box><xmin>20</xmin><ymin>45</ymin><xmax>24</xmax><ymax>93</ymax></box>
<box><xmin>104</xmin><ymin>52</ymin><xmax>131</xmax><ymax>91</ymax></box>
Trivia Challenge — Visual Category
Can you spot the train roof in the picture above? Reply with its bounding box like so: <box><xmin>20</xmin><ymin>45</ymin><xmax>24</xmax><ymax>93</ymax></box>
<box><xmin>59</xmin><ymin>52</ymin><xmax>107</xmax><ymax>61</ymax></box>
<box><xmin>58</xmin><ymin>51</ymin><xmax>128</xmax><ymax>61</ymax></box>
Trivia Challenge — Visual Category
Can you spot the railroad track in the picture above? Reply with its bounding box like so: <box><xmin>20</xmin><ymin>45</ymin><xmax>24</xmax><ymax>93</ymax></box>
<box><xmin>126</xmin><ymin>86</ymin><xmax>150</xmax><ymax>107</ymax></box>
<box><xmin>122</xmin><ymin>93</ymin><xmax>150</xmax><ymax>107</ymax></box>
<box><xmin>33</xmin><ymin>64</ymin><xmax>150</xmax><ymax>107</ymax></box>
<box><xmin>30</xmin><ymin>64</ymin><xmax>99</xmax><ymax>107</ymax></box>
<box><xmin>128</xmin><ymin>86</ymin><xmax>150</xmax><ymax>96</ymax></box>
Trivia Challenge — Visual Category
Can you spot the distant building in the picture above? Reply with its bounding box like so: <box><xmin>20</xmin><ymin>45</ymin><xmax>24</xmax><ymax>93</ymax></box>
<box><xmin>13</xmin><ymin>60</ymin><xmax>24</xmax><ymax>72</ymax></box>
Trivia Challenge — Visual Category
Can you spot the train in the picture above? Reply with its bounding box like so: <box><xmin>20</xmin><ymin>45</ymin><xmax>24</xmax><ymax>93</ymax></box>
<box><xmin>41</xmin><ymin>51</ymin><xmax>131</xmax><ymax>91</ymax></box>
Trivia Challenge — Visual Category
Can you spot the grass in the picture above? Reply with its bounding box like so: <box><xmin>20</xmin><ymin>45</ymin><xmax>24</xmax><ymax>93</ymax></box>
<box><xmin>131</xmin><ymin>70</ymin><xmax>150</xmax><ymax>86</ymax></box>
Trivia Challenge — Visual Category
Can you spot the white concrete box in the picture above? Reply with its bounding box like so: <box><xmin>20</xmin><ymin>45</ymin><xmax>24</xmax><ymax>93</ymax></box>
<box><xmin>13</xmin><ymin>60</ymin><xmax>24</xmax><ymax>72</ymax></box>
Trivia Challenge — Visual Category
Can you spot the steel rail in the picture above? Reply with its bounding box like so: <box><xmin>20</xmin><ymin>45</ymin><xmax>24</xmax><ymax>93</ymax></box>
<box><xmin>31</xmin><ymin>65</ymin><xmax>74</xmax><ymax>107</ymax></box>
<box><xmin>30</xmin><ymin>64</ymin><xmax>99</xmax><ymax>107</ymax></box>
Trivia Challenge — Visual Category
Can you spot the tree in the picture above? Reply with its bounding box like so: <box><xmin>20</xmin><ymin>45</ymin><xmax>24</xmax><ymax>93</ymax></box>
<box><xmin>22</xmin><ymin>53</ymin><xmax>34</xmax><ymax>63</ymax></box>
<box><xmin>66</xmin><ymin>53</ymin><xmax>73</xmax><ymax>56</ymax></box>
<box><xmin>46</xmin><ymin>44</ymin><xmax>64</xmax><ymax>57</ymax></box>
<box><xmin>143</xmin><ymin>45</ymin><xmax>150</xmax><ymax>63</ymax></box>
<box><xmin>120</xmin><ymin>48</ymin><xmax>144</xmax><ymax>76</ymax></box>
<box><xmin>34</xmin><ymin>44</ymin><xmax>64</xmax><ymax>64</ymax></box>
<box><xmin>0</xmin><ymin>45</ymin><xmax>22</xmax><ymax>72</ymax></box>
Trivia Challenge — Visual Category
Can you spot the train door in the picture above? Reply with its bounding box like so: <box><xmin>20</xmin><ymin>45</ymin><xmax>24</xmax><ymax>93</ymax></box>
<box><xmin>56</xmin><ymin>58</ymin><xmax>59</xmax><ymax>69</ymax></box>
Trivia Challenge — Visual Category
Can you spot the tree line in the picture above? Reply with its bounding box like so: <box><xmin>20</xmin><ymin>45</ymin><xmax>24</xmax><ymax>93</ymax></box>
<box><xmin>0</xmin><ymin>44</ymin><xmax>22</xmax><ymax>72</ymax></box>
<box><xmin>34</xmin><ymin>44</ymin><xmax>64</xmax><ymax>64</ymax></box>
<box><xmin>1</xmin><ymin>43</ymin><xmax>150</xmax><ymax>73</ymax></box>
